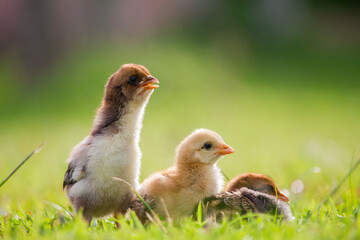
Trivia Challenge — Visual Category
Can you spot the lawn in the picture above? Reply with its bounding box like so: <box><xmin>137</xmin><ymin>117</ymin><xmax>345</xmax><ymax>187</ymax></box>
<box><xmin>0</xmin><ymin>40</ymin><xmax>359</xmax><ymax>239</ymax></box>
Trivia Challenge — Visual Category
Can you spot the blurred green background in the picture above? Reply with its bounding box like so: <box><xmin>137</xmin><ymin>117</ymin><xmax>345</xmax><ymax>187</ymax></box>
<box><xmin>0</xmin><ymin>0</ymin><xmax>359</xmax><ymax>215</ymax></box>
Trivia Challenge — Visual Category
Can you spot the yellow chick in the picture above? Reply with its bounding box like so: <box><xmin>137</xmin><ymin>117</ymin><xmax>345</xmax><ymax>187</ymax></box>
<box><xmin>137</xmin><ymin>129</ymin><xmax>234</xmax><ymax>220</ymax></box>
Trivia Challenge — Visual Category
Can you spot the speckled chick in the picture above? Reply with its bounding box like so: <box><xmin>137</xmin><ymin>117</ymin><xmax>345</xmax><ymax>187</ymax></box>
<box><xmin>226</xmin><ymin>173</ymin><xmax>289</xmax><ymax>202</ymax></box>
<box><xmin>203</xmin><ymin>187</ymin><xmax>294</xmax><ymax>221</ymax></box>
<box><xmin>63</xmin><ymin>64</ymin><xmax>159</xmax><ymax>222</ymax></box>
<box><xmin>137</xmin><ymin>129</ymin><xmax>235</xmax><ymax>220</ymax></box>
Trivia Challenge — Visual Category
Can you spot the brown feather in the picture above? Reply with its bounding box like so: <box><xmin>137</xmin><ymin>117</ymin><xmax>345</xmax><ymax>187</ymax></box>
<box><xmin>203</xmin><ymin>188</ymin><xmax>293</xmax><ymax>221</ymax></box>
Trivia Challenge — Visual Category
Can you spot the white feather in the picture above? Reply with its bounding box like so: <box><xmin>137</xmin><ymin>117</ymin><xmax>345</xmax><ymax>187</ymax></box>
<box><xmin>67</xmin><ymin>96</ymin><xmax>151</xmax><ymax>217</ymax></box>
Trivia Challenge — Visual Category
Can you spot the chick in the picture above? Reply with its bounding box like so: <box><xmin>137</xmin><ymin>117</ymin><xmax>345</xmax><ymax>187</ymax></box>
<box><xmin>135</xmin><ymin>129</ymin><xmax>235</xmax><ymax>221</ymax></box>
<box><xmin>203</xmin><ymin>173</ymin><xmax>292</xmax><ymax>221</ymax></box>
<box><xmin>63</xmin><ymin>64</ymin><xmax>159</xmax><ymax>222</ymax></box>
<box><xmin>226</xmin><ymin>173</ymin><xmax>289</xmax><ymax>202</ymax></box>
<box><xmin>203</xmin><ymin>187</ymin><xmax>293</xmax><ymax>221</ymax></box>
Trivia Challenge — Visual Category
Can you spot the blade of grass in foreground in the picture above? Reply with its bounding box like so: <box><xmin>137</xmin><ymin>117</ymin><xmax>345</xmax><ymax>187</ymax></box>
<box><xmin>196</xmin><ymin>201</ymin><xmax>203</xmax><ymax>224</ymax></box>
<box><xmin>221</xmin><ymin>170</ymin><xmax>230</xmax><ymax>182</ymax></box>
<box><xmin>112</xmin><ymin>177</ymin><xmax>152</xmax><ymax>212</ymax></box>
<box><xmin>112</xmin><ymin>177</ymin><xmax>167</xmax><ymax>232</ymax></box>
<box><xmin>320</xmin><ymin>158</ymin><xmax>360</xmax><ymax>208</ymax></box>
<box><xmin>0</xmin><ymin>142</ymin><xmax>45</xmax><ymax>188</ymax></box>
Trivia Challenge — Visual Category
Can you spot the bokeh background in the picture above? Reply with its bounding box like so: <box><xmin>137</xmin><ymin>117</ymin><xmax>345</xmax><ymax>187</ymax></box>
<box><xmin>1</xmin><ymin>0</ymin><xmax>359</xmax><ymax>215</ymax></box>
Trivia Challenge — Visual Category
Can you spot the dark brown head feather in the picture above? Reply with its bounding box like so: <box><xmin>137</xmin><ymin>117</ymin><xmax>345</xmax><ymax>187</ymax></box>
<box><xmin>90</xmin><ymin>64</ymin><xmax>154</xmax><ymax>136</ymax></box>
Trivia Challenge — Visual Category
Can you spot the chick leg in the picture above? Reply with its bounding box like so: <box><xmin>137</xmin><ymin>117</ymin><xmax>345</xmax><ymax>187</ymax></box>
<box><xmin>85</xmin><ymin>217</ymin><xmax>92</xmax><ymax>227</ymax></box>
<box><xmin>81</xmin><ymin>211</ymin><xmax>92</xmax><ymax>226</ymax></box>
<box><xmin>114</xmin><ymin>212</ymin><xmax>121</xmax><ymax>229</ymax></box>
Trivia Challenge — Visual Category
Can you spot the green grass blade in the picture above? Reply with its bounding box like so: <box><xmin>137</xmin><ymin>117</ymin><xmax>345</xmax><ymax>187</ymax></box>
<box><xmin>320</xmin><ymin>158</ymin><xmax>360</xmax><ymax>208</ymax></box>
<box><xmin>196</xmin><ymin>201</ymin><xmax>202</xmax><ymax>223</ymax></box>
<box><xmin>0</xmin><ymin>142</ymin><xmax>45</xmax><ymax>188</ymax></box>
<box><xmin>221</xmin><ymin>170</ymin><xmax>230</xmax><ymax>182</ymax></box>
<box><xmin>112</xmin><ymin>177</ymin><xmax>152</xmax><ymax>212</ymax></box>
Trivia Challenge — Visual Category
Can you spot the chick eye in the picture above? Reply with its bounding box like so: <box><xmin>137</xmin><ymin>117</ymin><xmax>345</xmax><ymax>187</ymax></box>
<box><xmin>128</xmin><ymin>75</ymin><xmax>139</xmax><ymax>85</ymax></box>
<box><xmin>203</xmin><ymin>143</ymin><xmax>212</xmax><ymax>150</ymax></box>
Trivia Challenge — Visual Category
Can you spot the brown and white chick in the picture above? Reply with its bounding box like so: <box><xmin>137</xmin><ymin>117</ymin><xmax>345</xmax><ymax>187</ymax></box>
<box><xmin>203</xmin><ymin>173</ymin><xmax>292</xmax><ymax>221</ymax></box>
<box><xmin>226</xmin><ymin>173</ymin><xmax>289</xmax><ymax>202</ymax></box>
<box><xmin>203</xmin><ymin>188</ymin><xmax>294</xmax><ymax>221</ymax></box>
<box><xmin>63</xmin><ymin>64</ymin><xmax>159</xmax><ymax>222</ymax></box>
<box><xmin>136</xmin><ymin>129</ymin><xmax>235</xmax><ymax>220</ymax></box>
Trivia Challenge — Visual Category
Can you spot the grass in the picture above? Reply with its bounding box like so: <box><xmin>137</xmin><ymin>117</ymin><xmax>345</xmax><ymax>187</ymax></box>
<box><xmin>0</xmin><ymin>39</ymin><xmax>359</xmax><ymax>239</ymax></box>
<box><xmin>0</xmin><ymin>198</ymin><xmax>359</xmax><ymax>239</ymax></box>
<box><xmin>0</xmin><ymin>143</ymin><xmax>45</xmax><ymax>188</ymax></box>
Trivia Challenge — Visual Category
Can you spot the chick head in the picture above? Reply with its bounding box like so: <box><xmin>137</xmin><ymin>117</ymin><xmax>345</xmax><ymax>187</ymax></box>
<box><xmin>176</xmin><ymin>129</ymin><xmax>234</xmax><ymax>165</ymax></box>
<box><xmin>104</xmin><ymin>63</ymin><xmax>159</xmax><ymax>104</ymax></box>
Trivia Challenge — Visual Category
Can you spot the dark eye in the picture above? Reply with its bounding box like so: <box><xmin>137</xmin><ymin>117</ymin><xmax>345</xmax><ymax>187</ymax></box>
<box><xmin>203</xmin><ymin>142</ymin><xmax>212</xmax><ymax>150</ymax></box>
<box><xmin>128</xmin><ymin>75</ymin><xmax>139</xmax><ymax>85</ymax></box>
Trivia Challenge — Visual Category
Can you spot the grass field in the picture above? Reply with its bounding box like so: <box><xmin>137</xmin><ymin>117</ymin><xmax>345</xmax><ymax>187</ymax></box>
<box><xmin>0</xmin><ymin>40</ymin><xmax>359</xmax><ymax>239</ymax></box>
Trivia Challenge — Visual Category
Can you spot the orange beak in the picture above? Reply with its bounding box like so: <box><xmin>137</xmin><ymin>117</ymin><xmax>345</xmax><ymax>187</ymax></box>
<box><xmin>139</xmin><ymin>76</ymin><xmax>159</xmax><ymax>95</ymax></box>
<box><xmin>277</xmin><ymin>192</ymin><xmax>290</xmax><ymax>202</ymax></box>
<box><xmin>217</xmin><ymin>143</ymin><xmax>235</xmax><ymax>155</ymax></box>
<box><xmin>141</xmin><ymin>76</ymin><xmax>159</xmax><ymax>90</ymax></box>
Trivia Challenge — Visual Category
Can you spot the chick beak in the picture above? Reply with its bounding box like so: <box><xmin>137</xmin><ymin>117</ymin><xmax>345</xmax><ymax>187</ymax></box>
<box><xmin>217</xmin><ymin>143</ymin><xmax>235</xmax><ymax>155</ymax></box>
<box><xmin>277</xmin><ymin>192</ymin><xmax>290</xmax><ymax>202</ymax></box>
<box><xmin>141</xmin><ymin>76</ymin><xmax>159</xmax><ymax>90</ymax></box>
<box><xmin>139</xmin><ymin>76</ymin><xmax>159</xmax><ymax>95</ymax></box>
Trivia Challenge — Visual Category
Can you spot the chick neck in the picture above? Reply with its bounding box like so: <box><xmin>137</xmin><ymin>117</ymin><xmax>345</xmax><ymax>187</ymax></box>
<box><xmin>90</xmin><ymin>94</ymin><xmax>150</xmax><ymax>137</ymax></box>
<box><xmin>175</xmin><ymin>156</ymin><xmax>216</xmax><ymax>186</ymax></box>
